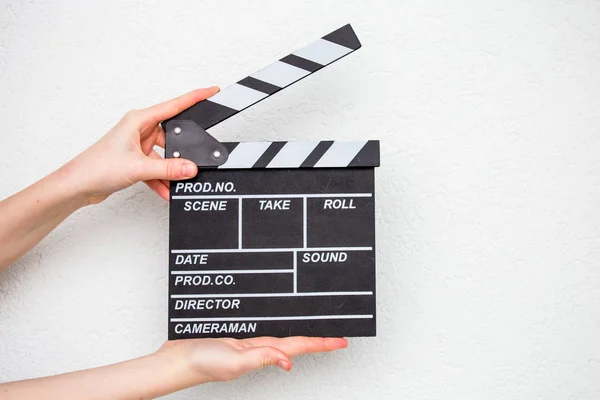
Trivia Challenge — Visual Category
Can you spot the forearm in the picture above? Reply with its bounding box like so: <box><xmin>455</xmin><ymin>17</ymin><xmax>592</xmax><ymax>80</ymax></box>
<box><xmin>0</xmin><ymin>348</ymin><xmax>203</xmax><ymax>400</ymax></box>
<box><xmin>0</xmin><ymin>89</ymin><xmax>215</xmax><ymax>271</ymax></box>
<box><xmin>0</xmin><ymin>161</ymin><xmax>89</xmax><ymax>270</ymax></box>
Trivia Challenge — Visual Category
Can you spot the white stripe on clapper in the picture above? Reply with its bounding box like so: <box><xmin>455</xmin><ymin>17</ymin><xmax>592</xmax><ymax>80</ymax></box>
<box><xmin>171</xmin><ymin>291</ymin><xmax>374</xmax><ymax>299</ymax></box>
<box><xmin>303</xmin><ymin>197</ymin><xmax>307</xmax><ymax>248</ymax></box>
<box><xmin>251</xmin><ymin>61</ymin><xmax>310</xmax><ymax>88</ymax></box>
<box><xmin>293</xmin><ymin>38</ymin><xmax>352</xmax><ymax>66</ymax></box>
<box><xmin>171</xmin><ymin>269</ymin><xmax>292</xmax><ymax>275</ymax></box>
<box><xmin>313</xmin><ymin>141</ymin><xmax>368</xmax><ymax>168</ymax></box>
<box><xmin>208</xmin><ymin>84</ymin><xmax>268</xmax><ymax>111</ymax></box>
<box><xmin>293</xmin><ymin>251</ymin><xmax>297</xmax><ymax>293</ymax></box>
<box><xmin>267</xmin><ymin>141</ymin><xmax>320</xmax><ymax>168</ymax></box>
<box><xmin>219</xmin><ymin>142</ymin><xmax>272</xmax><ymax>169</ymax></box>
<box><xmin>238</xmin><ymin>198</ymin><xmax>242</xmax><ymax>249</ymax></box>
<box><xmin>173</xmin><ymin>193</ymin><xmax>372</xmax><ymax>200</ymax></box>
<box><xmin>171</xmin><ymin>315</ymin><xmax>374</xmax><ymax>322</ymax></box>
<box><xmin>172</xmin><ymin>247</ymin><xmax>373</xmax><ymax>254</ymax></box>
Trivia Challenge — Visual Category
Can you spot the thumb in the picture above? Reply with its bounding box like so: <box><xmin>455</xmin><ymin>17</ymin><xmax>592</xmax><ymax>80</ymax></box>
<box><xmin>137</xmin><ymin>157</ymin><xmax>198</xmax><ymax>181</ymax></box>
<box><xmin>238</xmin><ymin>346</ymin><xmax>292</xmax><ymax>374</ymax></box>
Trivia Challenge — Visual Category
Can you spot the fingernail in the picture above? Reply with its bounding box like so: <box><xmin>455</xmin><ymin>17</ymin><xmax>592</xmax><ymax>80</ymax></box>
<box><xmin>277</xmin><ymin>360</ymin><xmax>290</xmax><ymax>371</ymax></box>
<box><xmin>325</xmin><ymin>337</ymin><xmax>348</xmax><ymax>348</ymax></box>
<box><xmin>182</xmin><ymin>163</ymin><xmax>195</xmax><ymax>177</ymax></box>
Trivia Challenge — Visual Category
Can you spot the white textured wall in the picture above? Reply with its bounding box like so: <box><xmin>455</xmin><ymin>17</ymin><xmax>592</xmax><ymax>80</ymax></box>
<box><xmin>1</xmin><ymin>1</ymin><xmax>600</xmax><ymax>399</ymax></box>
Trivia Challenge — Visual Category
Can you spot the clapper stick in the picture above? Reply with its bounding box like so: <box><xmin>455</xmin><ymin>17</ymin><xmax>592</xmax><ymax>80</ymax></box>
<box><xmin>163</xmin><ymin>24</ymin><xmax>362</xmax><ymax>167</ymax></box>
<box><xmin>165</xmin><ymin>24</ymin><xmax>380</xmax><ymax>340</ymax></box>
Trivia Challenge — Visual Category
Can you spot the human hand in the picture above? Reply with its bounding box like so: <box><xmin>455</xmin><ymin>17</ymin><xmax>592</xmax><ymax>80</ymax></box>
<box><xmin>157</xmin><ymin>336</ymin><xmax>348</xmax><ymax>384</ymax></box>
<box><xmin>0</xmin><ymin>336</ymin><xmax>348</xmax><ymax>399</ymax></box>
<box><xmin>64</xmin><ymin>87</ymin><xmax>220</xmax><ymax>205</ymax></box>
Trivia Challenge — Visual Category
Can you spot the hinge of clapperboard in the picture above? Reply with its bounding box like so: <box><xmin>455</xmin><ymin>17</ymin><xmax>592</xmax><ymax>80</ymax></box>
<box><xmin>163</xmin><ymin>23</ymin><xmax>379</xmax><ymax>168</ymax></box>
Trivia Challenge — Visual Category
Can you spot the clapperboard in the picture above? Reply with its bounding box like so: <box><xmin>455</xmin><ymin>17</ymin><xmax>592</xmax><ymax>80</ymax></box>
<box><xmin>163</xmin><ymin>24</ymin><xmax>380</xmax><ymax>339</ymax></box>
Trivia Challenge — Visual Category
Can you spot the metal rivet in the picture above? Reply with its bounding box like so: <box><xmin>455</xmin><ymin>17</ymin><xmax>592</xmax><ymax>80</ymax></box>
<box><xmin>174</xmin><ymin>127</ymin><xmax>182</xmax><ymax>135</ymax></box>
<box><xmin>173</xmin><ymin>151</ymin><xmax>181</xmax><ymax>158</ymax></box>
<box><xmin>213</xmin><ymin>150</ymin><xmax>221</xmax><ymax>159</ymax></box>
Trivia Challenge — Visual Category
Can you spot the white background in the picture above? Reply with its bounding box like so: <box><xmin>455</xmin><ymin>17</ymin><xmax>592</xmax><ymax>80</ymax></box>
<box><xmin>1</xmin><ymin>1</ymin><xmax>600</xmax><ymax>399</ymax></box>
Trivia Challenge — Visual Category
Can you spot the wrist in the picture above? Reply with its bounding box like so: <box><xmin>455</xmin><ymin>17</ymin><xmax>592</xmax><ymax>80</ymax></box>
<box><xmin>56</xmin><ymin>157</ymin><xmax>109</xmax><ymax>207</ymax></box>
<box><xmin>51</xmin><ymin>162</ymin><xmax>94</xmax><ymax>208</ymax></box>
<box><xmin>154</xmin><ymin>341</ymin><xmax>212</xmax><ymax>389</ymax></box>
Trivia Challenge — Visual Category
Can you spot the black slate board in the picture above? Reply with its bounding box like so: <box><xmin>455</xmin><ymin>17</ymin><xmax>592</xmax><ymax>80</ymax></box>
<box><xmin>168</xmin><ymin>166</ymin><xmax>377</xmax><ymax>339</ymax></box>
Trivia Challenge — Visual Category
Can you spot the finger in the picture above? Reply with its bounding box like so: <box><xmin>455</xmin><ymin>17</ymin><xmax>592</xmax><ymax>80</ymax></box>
<box><xmin>141</xmin><ymin>151</ymin><xmax>182</xmax><ymax>189</ymax></box>
<box><xmin>238</xmin><ymin>346</ymin><xmax>292</xmax><ymax>373</ymax></box>
<box><xmin>141</xmin><ymin>123</ymin><xmax>166</xmax><ymax>154</ymax></box>
<box><xmin>141</xmin><ymin>125</ymin><xmax>161</xmax><ymax>155</ymax></box>
<box><xmin>143</xmin><ymin>87</ymin><xmax>220</xmax><ymax>124</ymax></box>
<box><xmin>148</xmin><ymin>151</ymin><xmax>171</xmax><ymax>189</ymax></box>
<box><xmin>135</xmin><ymin>155</ymin><xmax>197</xmax><ymax>182</ymax></box>
<box><xmin>242</xmin><ymin>337</ymin><xmax>348</xmax><ymax>357</ymax></box>
<box><xmin>144</xmin><ymin>179</ymin><xmax>170</xmax><ymax>201</ymax></box>
<box><xmin>155</xmin><ymin>125</ymin><xmax>166</xmax><ymax>148</ymax></box>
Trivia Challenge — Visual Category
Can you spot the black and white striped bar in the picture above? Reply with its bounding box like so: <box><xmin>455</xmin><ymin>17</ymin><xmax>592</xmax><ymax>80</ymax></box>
<box><xmin>165</xmin><ymin>24</ymin><xmax>361</xmax><ymax>131</ymax></box>
<box><xmin>218</xmin><ymin>140</ymin><xmax>379</xmax><ymax>169</ymax></box>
